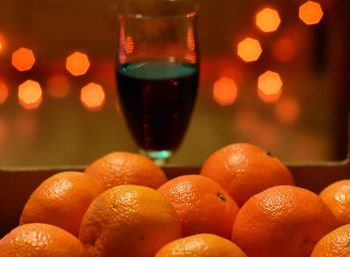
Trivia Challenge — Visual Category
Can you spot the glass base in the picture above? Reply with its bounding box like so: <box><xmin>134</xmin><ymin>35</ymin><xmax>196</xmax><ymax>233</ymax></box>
<box><xmin>139</xmin><ymin>149</ymin><xmax>173</xmax><ymax>166</ymax></box>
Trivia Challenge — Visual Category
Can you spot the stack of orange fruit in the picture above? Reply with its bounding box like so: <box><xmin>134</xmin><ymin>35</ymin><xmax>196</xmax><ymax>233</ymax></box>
<box><xmin>0</xmin><ymin>143</ymin><xmax>348</xmax><ymax>257</ymax></box>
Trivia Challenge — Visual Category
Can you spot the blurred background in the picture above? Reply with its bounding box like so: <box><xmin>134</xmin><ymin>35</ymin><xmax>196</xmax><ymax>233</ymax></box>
<box><xmin>0</xmin><ymin>0</ymin><xmax>349</xmax><ymax>167</ymax></box>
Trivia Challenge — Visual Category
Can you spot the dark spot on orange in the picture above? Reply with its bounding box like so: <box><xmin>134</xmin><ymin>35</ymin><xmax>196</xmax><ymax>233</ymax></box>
<box><xmin>346</xmin><ymin>240</ymin><xmax>350</xmax><ymax>248</ymax></box>
<box><xmin>218</xmin><ymin>193</ymin><xmax>226</xmax><ymax>202</ymax></box>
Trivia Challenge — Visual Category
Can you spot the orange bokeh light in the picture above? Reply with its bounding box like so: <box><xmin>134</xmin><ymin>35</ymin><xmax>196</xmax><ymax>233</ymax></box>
<box><xmin>0</xmin><ymin>81</ymin><xmax>9</xmax><ymax>104</ymax></box>
<box><xmin>47</xmin><ymin>75</ymin><xmax>71</xmax><ymax>98</ymax></box>
<box><xmin>66</xmin><ymin>52</ymin><xmax>90</xmax><ymax>76</ymax></box>
<box><xmin>80</xmin><ymin>82</ymin><xmax>106</xmax><ymax>111</ymax></box>
<box><xmin>275</xmin><ymin>97</ymin><xmax>300</xmax><ymax>124</ymax></box>
<box><xmin>299</xmin><ymin>1</ymin><xmax>324</xmax><ymax>25</ymax></box>
<box><xmin>237</xmin><ymin>37</ymin><xmax>262</xmax><ymax>62</ymax></box>
<box><xmin>258</xmin><ymin>88</ymin><xmax>282</xmax><ymax>103</ymax></box>
<box><xmin>0</xmin><ymin>34</ymin><xmax>6</xmax><ymax>53</ymax></box>
<box><xmin>272</xmin><ymin>37</ymin><xmax>298</xmax><ymax>62</ymax></box>
<box><xmin>11</xmin><ymin>47</ymin><xmax>36</xmax><ymax>71</ymax></box>
<box><xmin>213</xmin><ymin>76</ymin><xmax>238</xmax><ymax>106</ymax></box>
<box><xmin>256</xmin><ymin>7</ymin><xmax>281</xmax><ymax>33</ymax></box>
<box><xmin>258</xmin><ymin>71</ymin><xmax>283</xmax><ymax>95</ymax></box>
<box><xmin>18</xmin><ymin>80</ymin><xmax>43</xmax><ymax>109</ymax></box>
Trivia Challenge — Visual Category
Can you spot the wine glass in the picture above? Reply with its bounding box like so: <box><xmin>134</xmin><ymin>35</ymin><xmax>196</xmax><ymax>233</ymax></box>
<box><xmin>115</xmin><ymin>0</ymin><xmax>199</xmax><ymax>165</ymax></box>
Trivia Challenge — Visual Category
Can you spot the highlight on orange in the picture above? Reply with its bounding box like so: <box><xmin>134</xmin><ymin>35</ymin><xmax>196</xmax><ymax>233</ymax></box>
<box><xmin>255</xmin><ymin>7</ymin><xmax>281</xmax><ymax>33</ymax></box>
<box><xmin>18</xmin><ymin>80</ymin><xmax>43</xmax><ymax>109</ymax></box>
<box><xmin>46</xmin><ymin>75</ymin><xmax>71</xmax><ymax>98</ymax></box>
<box><xmin>237</xmin><ymin>37</ymin><xmax>262</xmax><ymax>62</ymax></box>
<box><xmin>257</xmin><ymin>71</ymin><xmax>283</xmax><ymax>103</ymax></box>
<box><xmin>80</xmin><ymin>82</ymin><xmax>106</xmax><ymax>111</ymax></box>
<box><xmin>299</xmin><ymin>1</ymin><xmax>324</xmax><ymax>25</ymax></box>
<box><xmin>0</xmin><ymin>81</ymin><xmax>9</xmax><ymax>104</ymax></box>
<box><xmin>213</xmin><ymin>76</ymin><xmax>238</xmax><ymax>106</ymax></box>
<box><xmin>275</xmin><ymin>97</ymin><xmax>300</xmax><ymax>124</ymax></box>
<box><xmin>65</xmin><ymin>51</ymin><xmax>90</xmax><ymax>76</ymax></box>
<box><xmin>11</xmin><ymin>47</ymin><xmax>36</xmax><ymax>72</ymax></box>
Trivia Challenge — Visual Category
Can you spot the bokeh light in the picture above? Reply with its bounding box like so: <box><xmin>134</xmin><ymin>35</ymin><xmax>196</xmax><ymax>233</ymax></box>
<box><xmin>66</xmin><ymin>52</ymin><xmax>90</xmax><ymax>76</ymax></box>
<box><xmin>11</xmin><ymin>47</ymin><xmax>36</xmax><ymax>71</ymax></box>
<box><xmin>257</xmin><ymin>71</ymin><xmax>283</xmax><ymax>103</ymax></box>
<box><xmin>18</xmin><ymin>80</ymin><xmax>43</xmax><ymax>109</ymax></box>
<box><xmin>237</xmin><ymin>37</ymin><xmax>262</xmax><ymax>62</ymax></box>
<box><xmin>15</xmin><ymin>113</ymin><xmax>39</xmax><ymax>139</ymax></box>
<box><xmin>258</xmin><ymin>71</ymin><xmax>283</xmax><ymax>95</ymax></box>
<box><xmin>0</xmin><ymin>81</ymin><xmax>9</xmax><ymax>104</ymax></box>
<box><xmin>47</xmin><ymin>75</ymin><xmax>71</xmax><ymax>98</ymax></box>
<box><xmin>213</xmin><ymin>76</ymin><xmax>238</xmax><ymax>106</ymax></box>
<box><xmin>255</xmin><ymin>7</ymin><xmax>281</xmax><ymax>33</ymax></box>
<box><xmin>80</xmin><ymin>82</ymin><xmax>106</xmax><ymax>111</ymax></box>
<box><xmin>0</xmin><ymin>34</ymin><xmax>6</xmax><ymax>53</ymax></box>
<box><xmin>275</xmin><ymin>97</ymin><xmax>300</xmax><ymax>124</ymax></box>
<box><xmin>299</xmin><ymin>1</ymin><xmax>324</xmax><ymax>25</ymax></box>
<box><xmin>272</xmin><ymin>37</ymin><xmax>298</xmax><ymax>62</ymax></box>
<box><xmin>258</xmin><ymin>88</ymin><xmax>282</xmax><ymax>103</ymax></box>
<box><xmin>235</xmin><ymin>107</ymin><xmax>260</xmax><ymax>135</ymax></box>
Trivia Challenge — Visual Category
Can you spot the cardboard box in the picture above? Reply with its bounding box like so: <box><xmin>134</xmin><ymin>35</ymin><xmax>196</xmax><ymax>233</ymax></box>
<box><xmin>1</xmin><ymin>159</ymin><xmax>350</xmax><ymax>238</ymax></box>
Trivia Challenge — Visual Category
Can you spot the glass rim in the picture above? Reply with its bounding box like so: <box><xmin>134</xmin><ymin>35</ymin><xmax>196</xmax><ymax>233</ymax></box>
<box><xmin>116</xmin><ymin>0</ymin><xmax>199</xmax><ymax>19</ymax></box>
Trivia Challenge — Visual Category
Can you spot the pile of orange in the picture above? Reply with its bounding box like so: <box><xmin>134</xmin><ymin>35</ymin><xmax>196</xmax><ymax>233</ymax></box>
<box><xmin>0</xmin><ymin>143</ymin><xmax>349</xmax><ymax>257</ymax></box>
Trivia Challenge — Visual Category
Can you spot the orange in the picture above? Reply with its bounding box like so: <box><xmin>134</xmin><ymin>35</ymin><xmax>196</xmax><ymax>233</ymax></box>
<box><xmin>79</xmin><ymin>184</ymin><xmax>182</xmax><ymax>257</ymax></box>
<box><xmin>20</xmin><ymin>171</ymin><xmax>105</xmax><ymax>236</ymax></box>
<box><xmin>319</xmin><ymin>179</ymin><xmax>350</xmax><ymax>225</ymax></box>
<box><xmin>200</xmin><ymin>143</ymin><xmax>294</xmax><ymax>206</ymax></box>
<box><xmin>84</xmin><ymin>151</ymin><xmax>167</xmax><ymax>189</ymax></box>
<box><xmin>158</xmin><ymin>174</ymin><xmax>239</xmax><ymax>239</ymax></box>
<box><xmin>155</xmin><ymin>233</ymin><xmax>247</xmax><ymax>257</ymax></box>
<box><xmin>311</xmin><ymin>224</ymin><xmax>350</xmax><ymax>257</ymax></box>
<box><xmin>232</xmin><ymin>185</ymin><xmax>338</xmax><ymax>257</ymax></box>
<box><xmin>0</xmin><ymin>223</ymin><xmax>87</xmax><ymax>257</ymax></box>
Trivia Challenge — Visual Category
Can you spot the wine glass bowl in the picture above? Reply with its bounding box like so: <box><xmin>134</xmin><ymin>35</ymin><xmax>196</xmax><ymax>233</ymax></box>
<box><xmin>116</xmin><ymin>0</ymin><xmax>199</xmax><ymax>165</ymax></box>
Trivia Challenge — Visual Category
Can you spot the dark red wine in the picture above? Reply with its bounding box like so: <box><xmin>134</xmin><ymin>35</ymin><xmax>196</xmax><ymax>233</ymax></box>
<box><xmin>117</xmin><ymin>58</ymin><xmax>198</xmax><ymax>151</ymax></box>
